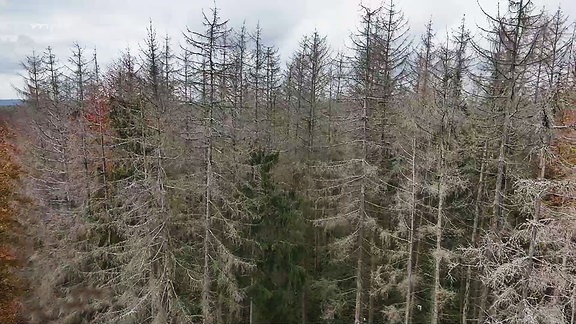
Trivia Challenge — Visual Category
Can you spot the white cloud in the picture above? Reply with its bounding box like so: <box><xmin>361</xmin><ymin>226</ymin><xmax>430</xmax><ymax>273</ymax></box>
<box><xmin>0</xmin><ymin>73</ymin><xmax>24</xmax><ymax>98</ymax></box>
<box><xmin>0</xmin><ymin>0</ymin><xmax>574</xmax><ymax>98</ymax></box>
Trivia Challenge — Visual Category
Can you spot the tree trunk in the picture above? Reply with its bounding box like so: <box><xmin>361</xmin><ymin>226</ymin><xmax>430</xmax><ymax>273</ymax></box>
<box><xmin>405</xmin><ymin>137</ymin><xmax>417</xmax><ymax>324</ymax></box>
<box><xmin>571</xmin><ymin>287</ymin><xmax>576</xmax><ymax>324</ymax></box>
<box><xmin>202</xmin><ymin>94</ymin><xmax>214</xmax><ymax>324</ymax></box>
<box><xmin>479</xmin><ymin>102</ymin><xmax>511</xmax><ymax>323</ymax></box>
<box><xmin>462</xmin><ymin>141</ymin><xmax>487</xmax><ymax>324</ymax></box>
<box><xmin>368</xmin><ymin>236</ymin><xmax>375</xmax><ymax>324</ymax></box>
<box><xmin>354</xmin><ymin>227</ymin><xmax>364</xmax><ymax>324</ymax></box>
<box><xmin>521</xmin><ymin>146</ymin><xmax>546</xmax><ymax>302</ymax></box>
<box><xmin>431</xmin><ymin>140</ymin><xmax>445</xmax><ymax>324</ymax></box>
<box><xmin>355</xmin><ymin>97</ymin><xmax>369</xmax><ymax>324</ymax></box>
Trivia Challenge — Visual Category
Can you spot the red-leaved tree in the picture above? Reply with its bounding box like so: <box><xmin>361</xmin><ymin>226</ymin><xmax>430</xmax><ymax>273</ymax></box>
<box><xmin>0</xmin><ymin>119</ymin><xmax>24</xmax><ymax>324</ymax></box>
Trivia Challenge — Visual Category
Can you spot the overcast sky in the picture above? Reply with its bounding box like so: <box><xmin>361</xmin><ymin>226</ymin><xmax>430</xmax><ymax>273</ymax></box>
<box><xmin>0</xmin><ymin>0</ymin><xmax>574</xmax><ymax>98</ymax></box>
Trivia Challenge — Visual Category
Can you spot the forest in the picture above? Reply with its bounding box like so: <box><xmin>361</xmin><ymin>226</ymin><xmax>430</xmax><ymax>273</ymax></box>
<box><xmin>1</xmin><ymin>0</ymin><xmax>576</xmax><ymax>323</ymax></box>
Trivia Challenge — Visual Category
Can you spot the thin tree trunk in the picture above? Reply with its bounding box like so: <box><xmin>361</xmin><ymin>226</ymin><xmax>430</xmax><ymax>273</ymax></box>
<box><xmin>202</xmin><ymin>73</ymin><xmax>215</xmax><ymax>324</ymax></box>
<box><xmin>462</xmin><ymin>141</ymin><xmax>488</xmax><ymax>324</ymax></box>
<box><xmin>368</xmin><ymin>236</ymin><xmax>375</xmax><ymax>324</ymax></box>
<box><xmin>249</xmin><ymin>252</ymin><xmax>255</xmax><ymax>324</ymax></box>
<box><xmin>431</xmin><ymin>140</ymin><xmax>445</xmax><ymax>324</ymax></box>
<box><xmin>571</xmin><ymin>287</ymin><xmax>576</xmax><ymax>324</ymax></box>
<box><xmin>522</xmin><ymin>146</ymin><xmax>546</xmax><ymax>302</ymax></box>
<box><xmin>79</xmin><ymin>116</ymin><xmax>91</xmax><ymax>212</ymax></box>
<box><xmin>354</xmin><ymin>224</ymin><xmax>364</xmax><ymax>324</ymax></box>
<box><xmin>202</xmin><ymin>138</ymin><xmax>213</xmax><ymax>324</ymax></box>
<box><xmin>97</xmin><ymin>116</ymin><xmax>109</xmax><ymax>204</ymax></box>
<box><xmin>249</xmin><ymin>298</ymin><xmax>254</xmax><ymax>324</ymax></box>
<box><xmin>478</xmin><ymin>286</ymin><xmax>489</xmax><ymax>324</ymax></box>
<box><xmin>479</xmin><ymin>102</ymin><xmax>511</xmax><ymax>323</ymax></box>
<box><xmin>355</xmin><ymin>97</ymin><xmax>369</xmax><ymax>324</ymax></box>
<box><xmin>405</xmin><ymin>137</ymin><xmax>417</xmax><ymax>324</ymax></box>
<box><xmin>152</xmin><ymin>98</ymin><xmax>172</xmax><ymax>321</ymax></box>
<box><xmin>492</xmin><ymin>109</ymin><xmax>509</xmax><ymax>232</ymax></box>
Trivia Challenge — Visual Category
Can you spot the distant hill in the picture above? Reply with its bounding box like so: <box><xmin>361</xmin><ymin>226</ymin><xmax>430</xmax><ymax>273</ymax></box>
<box><xmin>0</xmin><ymin>99</ymin><xmax>22</xmax><ymax>107</ymax></box>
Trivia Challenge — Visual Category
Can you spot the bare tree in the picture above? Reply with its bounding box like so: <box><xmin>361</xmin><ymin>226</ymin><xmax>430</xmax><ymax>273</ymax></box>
<box><xmin>183</xmin><ymin>8</ymin><xmax>252</xmax><ymax>323</ymax></box>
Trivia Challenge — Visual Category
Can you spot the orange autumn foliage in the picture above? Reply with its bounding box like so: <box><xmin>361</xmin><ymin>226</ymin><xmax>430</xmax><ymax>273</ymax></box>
<box><xmin>547</xmin><ymin>109</ymin><xmax>576</xmax><ymax>207</ymax></box>
<box><xmin>0</xmin><ymin>120</ymin><xmax>24</xmax><ymax>324</ymax></box>
<box><xmin>85</xmin><ymin>88</ymin><xmax>111</xmax><ymax>130</ymax></box>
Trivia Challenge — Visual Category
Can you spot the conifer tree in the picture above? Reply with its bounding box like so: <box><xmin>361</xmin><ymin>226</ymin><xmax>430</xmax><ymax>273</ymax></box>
<box><xmin>183</xmin><ymin>8</ymin><xmax>252</xmax><ymax>323</ymax></box>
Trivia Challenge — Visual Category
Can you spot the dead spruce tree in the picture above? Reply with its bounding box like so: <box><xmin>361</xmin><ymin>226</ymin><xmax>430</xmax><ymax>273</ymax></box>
<box><xmin>429</xmin><ymin>34</ymin><xmax>468</xmax><ymax>324</ymax></box>
<box><xmin>400</xmin><ymin>19</ymin><xmax>436</xmax><ymax>324</ymax></box>
<box><xmin>183</xmin><ymin>8</ymin><xmax>253</xmax><ymax>323</ymax></box>
<box><xmin>471</xmin><ymin>0</ymin><xmax>548</xmax><ymax>321</ymax></box>
<box><xmin>68</xmin><ymin>43</ymin><xmax>94</xmax><ymax>214</ymax></box>
<box><xmin>13</xmin><ymin>2</ymin><xmax>576</xmax><ymax>323</ymax></box>
<box><xmin>475</xmin><ymin>6</ymin><xmax>574</xmax><ymax>323</ymax></box>
<box><xmin>311</xmin><ymin>3</ymin><xmax>410</xmax><ymax>322</ymax></box>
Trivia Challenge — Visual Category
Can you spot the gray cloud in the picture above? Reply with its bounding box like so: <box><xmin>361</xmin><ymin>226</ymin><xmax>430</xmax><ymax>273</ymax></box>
<box><xmin>0</xmin><ymin>34</ymin><xmax>36</xmax><ymax>73</ymax></box>
<box><xmin>0</xmin><ymin>0</ymin><xmax>574</xmax><ymax>98</ymax></box>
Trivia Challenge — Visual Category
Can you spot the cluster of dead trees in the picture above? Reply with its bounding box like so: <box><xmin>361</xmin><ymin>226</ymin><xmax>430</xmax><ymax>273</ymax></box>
<box><xmin>8</xmin><ymin>0</ymin><xmax>576</xmax><ymax>323</ymax></box>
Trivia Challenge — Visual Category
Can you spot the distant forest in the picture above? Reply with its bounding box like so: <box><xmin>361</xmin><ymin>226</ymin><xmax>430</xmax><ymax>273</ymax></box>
<box><xmin>1</xmin><ymin>0</ymin><xmax>576</xmax><ymax>323</ymax></box>
<box><xmin>0</xmin><ymin>100</ymin><xmax>22</xmax><ymax>107</ymax></box>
